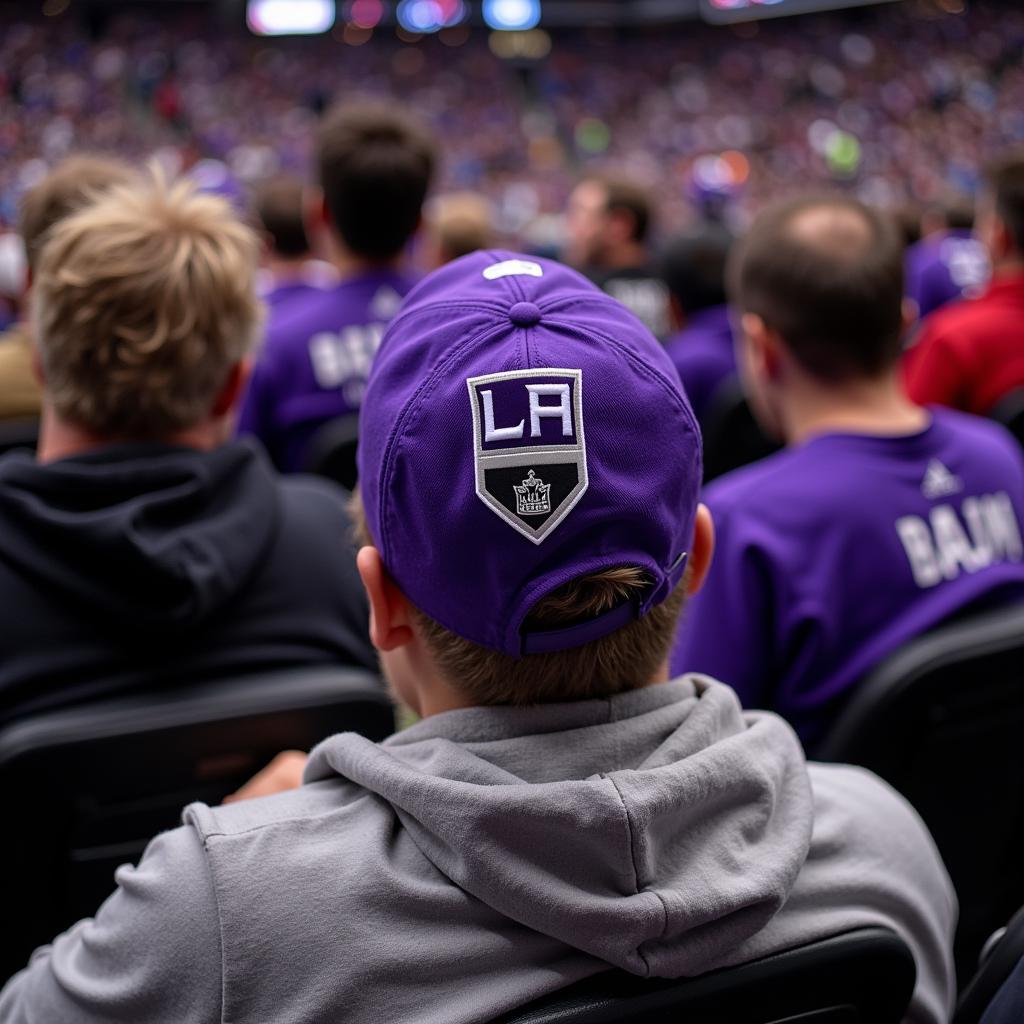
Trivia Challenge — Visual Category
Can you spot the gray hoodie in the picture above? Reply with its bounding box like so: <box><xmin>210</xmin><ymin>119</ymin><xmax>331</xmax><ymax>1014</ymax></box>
<box><xmin>0</xmin><ymin>677</ymin><xmax>955</xmax><ymax>1023</ymax></box>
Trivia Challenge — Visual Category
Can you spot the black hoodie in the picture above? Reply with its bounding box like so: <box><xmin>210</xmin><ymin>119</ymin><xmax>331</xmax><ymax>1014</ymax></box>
<box><xmin>0</xmin><ymin>439</ymin><xmax>376</xmax><ymax>722</ymax></box>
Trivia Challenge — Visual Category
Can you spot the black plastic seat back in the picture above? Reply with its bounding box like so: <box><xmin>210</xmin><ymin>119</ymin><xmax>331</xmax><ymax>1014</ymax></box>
<box><xmin>956</xmin><ymin>903</ymin><xmax>1024</xmax><ymax>1024</ymax></box>
<box><xmin>302</xmin><ymin>413</ymin><xmax>361</xmax><ymax>491</ymax></box>
<box><xmin>813</xmin><ymin>603</ymin><xmax>1024</xmax><ymax>981</ymax></box>
<box><xmin>0</xmin><ymin>666</ymin><xmax>393</xmax><ymax>982</ymax></box>
<box><xmin>989</xmin><ymin>388</ymin><xmax>1024</xmax><ymax>448</ymax></box>
<box><xmin>0</xmin><ymin>416</ymin><xmax>38</xmax><ymax>457</ymax></box>
<box><xmin>700</xmin><ymin>379</ymin><xmax>781</xmax><ymax>483</ymax></box>
<box><xmin>493</xmin><ymin>927</ymin><xmax>914</xmax><ymax>1024</ymax></box>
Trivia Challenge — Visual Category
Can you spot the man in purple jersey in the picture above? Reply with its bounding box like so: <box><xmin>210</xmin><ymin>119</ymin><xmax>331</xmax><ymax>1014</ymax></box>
<box><xmin>672</xmin><ymin>195</ymin><xmax>1024</xmax><ymax>747</ymax></box>
<box><xmin>252</xmin><ymin>174</ymin><xmax>337</xmax><ymax>315</ymax></box>
<box><xmin>237</xmin><ymin>102</ymin><xmax>436</xmax><ymax>472</ymax></box>
<box><xmin>660</xmin><ymin>222</ymin><xmax>736</xmax><ymax>425</ymax></box>
<box><xmin>905</xmin><ymin>203</ymin><xmax>989</xmax><ymax>322</ymax></box>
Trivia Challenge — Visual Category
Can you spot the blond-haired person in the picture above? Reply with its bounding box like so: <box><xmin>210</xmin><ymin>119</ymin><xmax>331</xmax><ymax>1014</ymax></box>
<box><xmin>0</xmin><ymin>171</ymin><xmax>375</xmax><ymax>723</ymax></box>
<box><xmin>0</xmin><ymin>153</ymin><xmax>135</xmax><ymax>421</ymax></box>
<box><xmin>1</xmin><ymin>253</ymin><xmax>954</xmax><ymax>1023</ymax></box>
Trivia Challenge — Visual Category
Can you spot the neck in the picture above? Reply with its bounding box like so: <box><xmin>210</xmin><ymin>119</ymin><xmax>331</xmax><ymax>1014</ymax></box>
<box><xmin>37</xmin><ymin>405</ymin><xmax>227</xmax><ymax>464</ymax></box>
<box><xmin>265</xmin><ymin>255</ymin><xmax>312</xmax><ymax>284</ymax></box>
<box><xmin>778</xmin><ymin>371</ymin><xmax>928</xmax><ymax>446</ymax></box>
<box><xmin>326</xmin><ymin>234</ymin><xmax>401</xmax><ymax>279</ymax></box>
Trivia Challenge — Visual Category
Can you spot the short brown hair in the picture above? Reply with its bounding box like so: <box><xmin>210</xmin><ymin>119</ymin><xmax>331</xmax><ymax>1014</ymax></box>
<box><xmin>350</xmin><ymin>492</ymin><xmax>685</xmax><ymax>704</ymax></box>
<box><xmin>731</xmin><ymin>195</ymin><xmax>904</xmax><ymax>381</ymax></box>
<box><xmin>986</xmin><ymin>151</ymin><xmax>1024</xmax><ymax>253</ymax></box>
<box><xmin>253</xmin><ymin>174</ymin><xmax>311</xmax><ymax>259</ymax></box>
<box><xmin>18</xmin><ymin>153</ymin><xmax>136</xmax><ymax>272</ymax></box>
<box><xmin>587</xmin><ymin>174</ymin><xmax>653</xmax><ymax>244</ymax></box>
<box><xmin>317</xmin><ymin>101</ymin><xmax>436</xmax><ymax>261</ymax></box>
<box><xmin>32</xmin><ymin>170</ymin><xmax>263</xmax><ymax>438</ymax></box>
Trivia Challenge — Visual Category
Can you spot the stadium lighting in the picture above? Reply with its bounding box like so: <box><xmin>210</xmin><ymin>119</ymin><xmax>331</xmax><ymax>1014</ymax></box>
<box><xmin>483</xmin><ymin>0</ymin><xmax>541</xmax><ymax>31</ymax></box>
<box><xmin>247</xmin><ymin>0</ymin><xmax>336</xmax><ymax>35</ymax></box>
<box><xmin>396</xmin><ymin>0</ymin><xmax>467</xmax><ymax>33</ymax></box>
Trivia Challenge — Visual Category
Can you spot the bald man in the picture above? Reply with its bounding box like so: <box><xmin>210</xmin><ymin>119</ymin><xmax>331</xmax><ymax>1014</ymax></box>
<box><xmin>670</xmin><ymin>196</ymin><xmax>1024</xmax><ymax>746</ymax></box>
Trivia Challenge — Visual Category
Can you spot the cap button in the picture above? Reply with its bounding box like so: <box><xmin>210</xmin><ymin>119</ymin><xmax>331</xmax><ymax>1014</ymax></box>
<box><xmin>508</xmin><ymin>301</ymin><xmax>542</xmax><ymax>327</ymax></box>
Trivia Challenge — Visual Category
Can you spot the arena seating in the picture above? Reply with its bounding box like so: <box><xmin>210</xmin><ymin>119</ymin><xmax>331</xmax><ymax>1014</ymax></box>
<box><xmin>0</xmin><ymin>666</ymin><xmax>393</xmax><ymax>981</ymax></box>
<box><xmin>493</xmin><ymin>927</ymin><xmax>915</xmax><ymax>1024</ymax></box>
<box><xmin>813</xmin><ymin>602</ymin><xmax>1024</xmax><ymax>982</ymax></box>
<box><xmin>955</xmin><ymin>903</ymin><xmax>1024</xmax><ymax>1024</ymax></box>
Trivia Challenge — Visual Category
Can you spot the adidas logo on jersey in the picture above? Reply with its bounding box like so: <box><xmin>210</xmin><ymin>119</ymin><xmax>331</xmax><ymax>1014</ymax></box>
<box><xmin>921</xmin><ymin>459</ymin><xmax>962</xmax><ymax>500</ymax></box>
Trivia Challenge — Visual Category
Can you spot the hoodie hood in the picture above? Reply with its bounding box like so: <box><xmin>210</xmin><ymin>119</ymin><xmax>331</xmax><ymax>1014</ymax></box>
<box><xmin>304</xmin><ymin>676</ymin><xmax>813</xmax><ymax>977</ymax></box>
<box><xmin>0</xmin><ymin>440</ymin><xmax>279</xmax><ymax>630</ymax></box>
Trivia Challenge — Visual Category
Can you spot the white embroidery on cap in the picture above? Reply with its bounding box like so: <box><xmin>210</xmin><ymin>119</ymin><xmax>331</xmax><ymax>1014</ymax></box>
<box><xmin>482</xmin><ymin>259</ymin><xmax>544</xmax><ymax>281</ymax></box>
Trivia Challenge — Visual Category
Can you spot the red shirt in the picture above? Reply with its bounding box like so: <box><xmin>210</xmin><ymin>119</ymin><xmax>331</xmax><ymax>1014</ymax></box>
<box><xmin>903</xmin><ymin>272</ymin><xmax>1024</xmax><ymax>415</ymax></box>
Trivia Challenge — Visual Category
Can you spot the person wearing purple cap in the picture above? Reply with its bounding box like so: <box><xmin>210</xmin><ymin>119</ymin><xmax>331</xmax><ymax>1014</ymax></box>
<box><xmin>1</xmin><ymin>252</ymin><xmax>956</xmax><ymax>1023</ymax></box>
<box><xmin>672</xmin><ymin>195</ymin><xmax>1024</xmax><ymax>748</ymax></box>
<box><xmin>236</xmin><ymin>101</ymin><xmax>435</xmax><ymax>473</ymax></box>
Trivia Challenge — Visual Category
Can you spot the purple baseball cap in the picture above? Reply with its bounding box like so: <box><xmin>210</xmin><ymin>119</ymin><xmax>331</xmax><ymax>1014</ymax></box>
<box><xmin>358</xmin><ymin>251</ymin><xmax>702</xmax><ymax>657</ymax></box>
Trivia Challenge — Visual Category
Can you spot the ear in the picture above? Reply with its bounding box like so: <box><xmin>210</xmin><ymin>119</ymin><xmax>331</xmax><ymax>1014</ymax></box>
<box><xmin>29</xmin><ymin>342</ymin><xmax>44</xmax><ymax>388</ymax></box>
<box><xmin>668</xmin><ymin>293</ymin><xmax>684</xmax><ymax>332</ymax></box>
<box><xmin>742</xmin><ymin>313</ymin><xmax>786</xmax><ymax>380</ymax></box>
<box><xmin>356</xmin><ymin>546</ymin><xmax>416</xmax><ymax>652</ymax></box>
<box><xmin>304</xmin><ymin>186</ymin><xmax>330</xmax><ymax>239</ymax></box>
<box><xmin>686</xmin><ymin>503</ymin><xmax>715</xmax><ymax>597</ymax></box>
<box><xmin>211</xmin><ymin>359</ymin><xmax>251</xmax><ymax>418</ymax></box>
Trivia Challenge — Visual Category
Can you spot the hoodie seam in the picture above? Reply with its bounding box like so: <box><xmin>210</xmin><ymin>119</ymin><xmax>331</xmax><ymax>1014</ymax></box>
<box><xmin>607</xmin><ymin>774</ymin><xmax>667</xmax><ymax>976</ymax></box>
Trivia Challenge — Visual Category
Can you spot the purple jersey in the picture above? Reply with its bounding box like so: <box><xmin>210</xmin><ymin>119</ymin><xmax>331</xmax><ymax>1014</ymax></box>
<box><xmin>905</xmin><ymin>229</ymin><xmax>989</xmax><ymax>322</ymax></box>
<box><xmin>238</xmin><ymin>269</ymin><xmax>416</xmax><ymax>472</ymax></box>
<box><xmin>663</xmin><ymin>305</ymin><xmax>737</xmax><ymax>424</ymax></box>
<box><xmin>672</xmin><ymin>408</ymin><xmax>1024</xmax><ymax>745</ymax></box>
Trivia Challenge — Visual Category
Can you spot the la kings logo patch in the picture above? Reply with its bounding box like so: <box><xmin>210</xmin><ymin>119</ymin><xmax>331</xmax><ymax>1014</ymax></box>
<box><xmin>466</xmin><ymin>369</ymin><xmax>587</xmax><ymax>544</ymax></box>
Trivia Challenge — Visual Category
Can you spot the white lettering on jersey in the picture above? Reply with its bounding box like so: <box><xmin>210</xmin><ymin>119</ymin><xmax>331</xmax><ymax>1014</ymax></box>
<box><xmin>895</xmin><ymin>490</ymin><xmax>1024</xmax><ymax>589</ymax></box>
<box><xmin>308</xmin><ymin>323</ymin><xmax>386</xmax><ymax>403</ymax></box>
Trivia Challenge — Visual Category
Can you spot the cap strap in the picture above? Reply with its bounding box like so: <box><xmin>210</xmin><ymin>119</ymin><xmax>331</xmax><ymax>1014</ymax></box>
<box><xmin>519</xmin><ymin>599</ymin><xmax>639</xmax><ymax>656</ymax></box>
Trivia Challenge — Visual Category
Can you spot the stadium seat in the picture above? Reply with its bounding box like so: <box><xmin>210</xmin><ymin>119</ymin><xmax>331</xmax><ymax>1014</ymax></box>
<box><xmin>492</xmin><ymin>927</ymin><xmax>915</xmax><ymax>1024</ymax></box>
<box><xmin>302</xmin><ymin>412</ymin><xmax>361</xmax><ymax>491</ymax></box>
<box><xmin>989</xmin><ymin>388</ymin><xmax>1024</xmax><ymax>449</ymax></box>
<box><xmin>700</xmin><ymin>378</ymin><xmax>780</xmax><ymax>482</ymax></box>
<box><xmin>812</xmin><ymin>602</ymin><xmax>1024</xmax><ymax>983</ymax></box>
<box><xmin>955</xmin><ymin>903</ymin><xmax>1024</xmax><ymax>1024</ymax></box>
<box><xmin>0</xmin><ymin>416</ymin><xmax>38</xmax><ymax>457</ymax></box>
<box><xmin>0</xmin><ymin>666</ymin><xmax>393</xmax><ymax>982</ymax></box>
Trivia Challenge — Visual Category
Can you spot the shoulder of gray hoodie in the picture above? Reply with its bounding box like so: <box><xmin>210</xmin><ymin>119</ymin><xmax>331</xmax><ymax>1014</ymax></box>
<box><xmin>0</xmin><ymin>677</ymin><xmax>956</xmax><ymax>1024</ymax></box>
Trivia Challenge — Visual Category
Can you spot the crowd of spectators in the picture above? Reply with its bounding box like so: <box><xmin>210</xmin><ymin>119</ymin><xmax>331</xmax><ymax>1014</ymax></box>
<box><xmin>2</xmin><ymin>1</ymin><xmax>1024</xmax><ymax>242</ymax></box>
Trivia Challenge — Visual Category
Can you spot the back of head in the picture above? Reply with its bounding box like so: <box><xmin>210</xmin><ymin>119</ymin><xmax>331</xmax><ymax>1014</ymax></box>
<box><xmin>659</xmin><ymin>223</ymin><xmax>733</xmax><ymax>316</ymax></box>
<box><xmin>429</xmin><ymin>192</ymin><xmax>495</xmax><ymax>264</ymax></box>
<box><xmin>357</xmin><ymin>252</ymin><xmax>703</xmax><ymax>705</ymax></box>
<box><xmin>18</xmin><ymin>153</ymin><xmax>136</xmax><ymax>274</ymax></box>
<box><xmin>731</xmin><ymin>195</ymin><xmax>904</xmax><ymax>381</ymax></box>
<box><xmin>985</xmin><ymin>151</ymin><xmax>1024</xmax><ymax>255</ymax></box>
<box><xmin>594</xmin><ymin>173</ymin><xmax>653</xmax><ymax>245</ymax></box>
<box><xmin>253</xmin><ymin>174</ymin><xmax>310</xmax><ymax>259</ymax></box>
<box><xmin>32</xmin><ymin>170</ymin><xmax>263</xmax><ymax>439</ymax></box>
<box><xmin>317</xmin><ymin>101</ymin><xmax>436</xmax><ymax>261</ymax></box>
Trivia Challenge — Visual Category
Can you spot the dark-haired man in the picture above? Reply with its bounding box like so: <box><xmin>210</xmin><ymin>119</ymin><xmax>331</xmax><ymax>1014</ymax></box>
<box><xmin>661</xmin><ymin>223</ymin><xmax>736</xmax><ymax>424</ymax></box>
<box><xmin>238</xmin><ymin>102</ymin><xmax>436</xmax><ymax>472</ymax></box>
<box><xmin>564</xmin><ymin>174</ymin><xmax>671</xmax><ymax>338</ymax></box>
<box><xmin>672</xmin><ymin>196</ymin><xmax>1024</xmax><ymax>746</ymax></box>
<box><xmin>904</xmin><ymin>154</ymin><xmax>1024</xmax><ymax>414</ymax></box>
<box><xmin>252</xmin><ymin>174</ymin><xmax>336</xmax><ymax>314</ymax></box>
